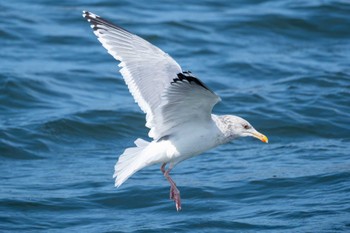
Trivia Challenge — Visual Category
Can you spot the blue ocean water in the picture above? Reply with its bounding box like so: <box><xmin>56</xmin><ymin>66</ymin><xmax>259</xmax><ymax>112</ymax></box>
<box><xmin>1</xmin><ymin>0</ymin><xmax>350</xmax><ymax>232</ymax></box>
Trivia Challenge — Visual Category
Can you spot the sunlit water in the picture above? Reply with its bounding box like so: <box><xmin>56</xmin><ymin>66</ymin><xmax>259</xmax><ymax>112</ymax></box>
<box><xmin>1</xmin><ymin>0</ymin><xmax>350</xmax><ymax>232</ymax></box>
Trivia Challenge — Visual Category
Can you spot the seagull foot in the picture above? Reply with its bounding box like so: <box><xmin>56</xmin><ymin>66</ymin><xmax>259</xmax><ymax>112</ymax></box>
<box><xmin>170</xmin><ymin>185</ymin><xmax>181</xmax><ymax>211</ymax></box>
<box><xmin>161</xmin><ymin>163</ymin><xmax>182</xmax><ymax>211</ymax></box>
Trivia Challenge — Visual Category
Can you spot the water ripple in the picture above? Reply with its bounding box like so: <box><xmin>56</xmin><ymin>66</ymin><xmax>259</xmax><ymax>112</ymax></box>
<box><xmin>1</xmin><ymin>0</ymin><xmax>350</xmax><ymax>232</ymax></box>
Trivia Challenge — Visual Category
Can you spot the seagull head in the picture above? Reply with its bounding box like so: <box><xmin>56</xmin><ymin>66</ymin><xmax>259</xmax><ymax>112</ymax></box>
<box><xmin>220</xmin><ymin>115</ymin><xmax>268</xmax><ymax>143</ymax></box>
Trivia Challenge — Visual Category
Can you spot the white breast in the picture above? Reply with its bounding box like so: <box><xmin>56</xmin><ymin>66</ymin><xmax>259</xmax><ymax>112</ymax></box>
<box><xmin>164</xmin><ymin>120</ymin><xmax>222</xmax><ymax>165</ymax></box>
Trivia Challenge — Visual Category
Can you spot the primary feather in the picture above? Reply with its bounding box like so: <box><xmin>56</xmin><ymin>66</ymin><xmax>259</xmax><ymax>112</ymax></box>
<box><xmin>83</xmin><ymin>11</ymin><xmax>182</xmax><ymax>138</ymax></box>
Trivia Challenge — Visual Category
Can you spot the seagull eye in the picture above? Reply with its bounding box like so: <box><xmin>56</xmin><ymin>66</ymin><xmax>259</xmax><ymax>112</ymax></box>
<box><xmin>243</xmin><ymin>124</ymin><xmax>250</xmax><ymax>130</ymax></box>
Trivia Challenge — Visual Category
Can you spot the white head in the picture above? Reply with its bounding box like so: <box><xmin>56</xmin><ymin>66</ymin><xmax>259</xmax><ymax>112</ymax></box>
<box><xmin>218</xmin><ymin>115</ymin><xmax>268</xmax><ymax>143</ymax></box>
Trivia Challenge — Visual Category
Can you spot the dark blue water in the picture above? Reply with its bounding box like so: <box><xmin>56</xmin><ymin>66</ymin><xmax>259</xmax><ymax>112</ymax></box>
<box><xmin>1</xmin><ymin>0</ymin><xmax>350</xmax><ymax>232</ymax></box>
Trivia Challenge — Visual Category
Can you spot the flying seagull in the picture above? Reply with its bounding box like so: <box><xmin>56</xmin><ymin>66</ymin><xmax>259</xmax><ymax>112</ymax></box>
<box><xmin>82</xmin><ymin>11</ymin><xmax>268</xmax><ymax>211</ymax></box>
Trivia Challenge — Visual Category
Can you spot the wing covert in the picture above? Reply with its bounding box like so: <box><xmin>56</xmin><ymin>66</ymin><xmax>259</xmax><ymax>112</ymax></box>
<box><xmin>149</xmin><ymin>71</ymin><xmax>221</xmax><ymax>139</ymax></box>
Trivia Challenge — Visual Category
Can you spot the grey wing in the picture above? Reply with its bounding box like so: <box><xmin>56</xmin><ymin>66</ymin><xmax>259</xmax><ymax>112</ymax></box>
<box><xmin>83</xmin><ymin>11</ymin><xmax>182</xmax><ymax>127</ymax></box>
<box><xmin>149</xmin><ymin>72</ymin><xmax>221</xmax><ymax>140</ymax></box>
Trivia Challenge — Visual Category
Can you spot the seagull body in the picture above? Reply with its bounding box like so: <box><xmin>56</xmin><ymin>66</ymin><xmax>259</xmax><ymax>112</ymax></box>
<box><xmin>83</xmin><ymin>11</ymin><xmax>268</xmax><ymax>211</ymax></box>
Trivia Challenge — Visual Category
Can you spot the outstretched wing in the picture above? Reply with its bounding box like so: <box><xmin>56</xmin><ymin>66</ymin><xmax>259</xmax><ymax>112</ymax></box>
<box><xmin>83</xmin><ymin>12</ymin><xmax>221</xmax><ymax>140</ymax></box>
<box><xmin>149</xmin><ymin>71</ymin><xmax>221</xmax><ymax>140</ymax></box>
<box><xmin>83</xmin><ymin>11</ymin><xmax>182</xmax><ymax>126</ymax></box>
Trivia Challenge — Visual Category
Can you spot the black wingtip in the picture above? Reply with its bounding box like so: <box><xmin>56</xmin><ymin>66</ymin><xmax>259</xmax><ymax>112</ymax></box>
<box><xmin>82</xmin><ymin>10</ymin><xmax>90</xmax><ymax>18</ymax></box>
<box><xmin>172</xmin><ymin>71</ymin><xmax>213</xmax><ymax>92</ymax></box>
<box><xmin>82</xmin><ymin>11</ymin><xmax>130</xmax><ymax>34</ymax></box>
<box><xmin>82</xmin><ymin>11</ymin><xmax>98</xmax><ymax>20</ymax></box>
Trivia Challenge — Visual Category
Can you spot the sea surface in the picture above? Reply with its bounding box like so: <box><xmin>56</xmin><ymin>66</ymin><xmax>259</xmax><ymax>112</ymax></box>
<box><xmin>1</xmin><ymin>0</ymin><xmax>350</xmax><ymax>232</ymax></box>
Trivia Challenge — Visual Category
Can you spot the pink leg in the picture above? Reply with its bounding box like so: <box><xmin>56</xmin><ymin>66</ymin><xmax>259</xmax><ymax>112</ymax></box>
<box><xmin>161</xmin><ymin>163</ymin><xmax>181</xmax><ymax>211</ymax></box>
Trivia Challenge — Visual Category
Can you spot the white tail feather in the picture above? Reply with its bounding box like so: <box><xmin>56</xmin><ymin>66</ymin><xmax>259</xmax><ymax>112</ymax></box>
<box><xmin>113</xmin><ymin>138</ymin><xmax>150</xmax><ymax>187</ymax></box>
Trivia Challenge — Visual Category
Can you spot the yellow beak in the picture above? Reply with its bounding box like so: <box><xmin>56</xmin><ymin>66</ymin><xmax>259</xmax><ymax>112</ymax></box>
<box><xmin>253</xmin><ymin>132</ymin><xmax>268</xmax><ymax>143</ymax></box>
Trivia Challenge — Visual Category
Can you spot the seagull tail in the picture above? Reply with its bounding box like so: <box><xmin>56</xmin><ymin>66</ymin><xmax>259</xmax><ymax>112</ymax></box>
<box><xmin>113</xmin><ymin>138</ymin><xmax>150</xmax><ymax>187</ymax></box>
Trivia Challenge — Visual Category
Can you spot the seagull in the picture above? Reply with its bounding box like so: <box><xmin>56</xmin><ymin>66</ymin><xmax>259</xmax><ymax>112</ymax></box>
<box><xmin>82</xmin><ymin>11</ymin><xmax>268</xmax><ymax>211</ymax></box>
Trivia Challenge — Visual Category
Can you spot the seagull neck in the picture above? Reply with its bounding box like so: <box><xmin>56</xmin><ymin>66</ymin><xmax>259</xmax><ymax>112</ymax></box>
<box><xmin>212</xmin><ymin>114</ymin><xmax>237</xmax><ymax>144</ymax></box>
